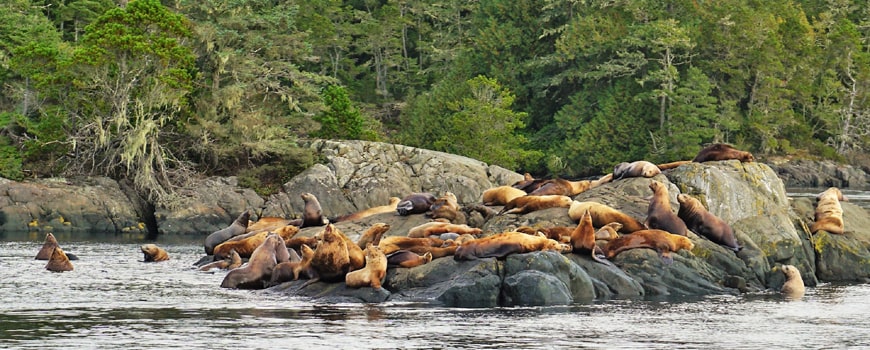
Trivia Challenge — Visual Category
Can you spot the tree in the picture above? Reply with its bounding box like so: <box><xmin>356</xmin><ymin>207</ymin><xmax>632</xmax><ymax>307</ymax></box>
<box><xmin>66</xmin><ymin>0</ymin><xmax>196</xmax><ymax>200</ymax></box>
<box><xmin>312</xmin><ymin>85</ymin><xmax>379</xmax><ymax>141</ymax></box>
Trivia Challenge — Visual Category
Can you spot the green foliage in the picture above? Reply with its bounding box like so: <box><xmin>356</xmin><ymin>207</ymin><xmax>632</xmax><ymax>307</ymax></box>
<box><xmin>312</xmin><ymin>85</ymin><xmax>380</xmax><ymax>141</ymax></box>
<box><xmin>0</xmin><ymin>112</ymin><xmax>23</xmax><ymax>180</ymax></box>
<box><xmin>236</xmin><ymin>149</ymin><xmax>320</xmax><ymax>196</ymax></box>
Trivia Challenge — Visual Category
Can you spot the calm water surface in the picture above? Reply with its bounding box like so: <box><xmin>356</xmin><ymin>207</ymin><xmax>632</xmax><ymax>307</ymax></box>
<box><xmin>2</xmin><ymin>235</ymin><xmax>869</xmax><ymax>349</ymax></box>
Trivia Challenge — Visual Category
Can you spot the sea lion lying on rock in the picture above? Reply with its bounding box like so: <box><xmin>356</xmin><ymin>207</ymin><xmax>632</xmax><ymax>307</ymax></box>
<box><xmin>453</xmin><ymin>232</ymin><xmax>571</xmax><ymax>260</ymax></box>
<box><xmin>204</xmin><ymin>211</ymin><xmax>250</xmax><ymax>255</ymax></box>
<box><xmin>332</xmin><ymin>197</ymin><xmax>400</xmax><ymax>223</ymax></box>
<box><xmin>396</xmin><ymin>193</ymin><xmax>437</xmax><ymax>216</ymax></box>
<box><xmin>677</xmin><ymin>194</ymin><xmax>741</xmax><ymax>251</ymax></box>
<box><xmin>692</xmin><ymin>143</ymin><xmax>754</xmax><ymax>163</ymax></box>
<box><xmin>604</xmin><ymin>229</ymin><xmax>694</xmax><ymax>264</ymax></box>
<box><xmin>345</xmin><ymin>243</ymin><xmax>388</xmax><ymax>289</ymax></box>
<box><xmin>199</xmin><ymin>249</ymin><xmax>242</xmax><ymax>271</ymax></box>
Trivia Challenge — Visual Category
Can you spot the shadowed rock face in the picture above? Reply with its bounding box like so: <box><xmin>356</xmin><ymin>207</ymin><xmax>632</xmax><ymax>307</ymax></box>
<box><xmin>4</xmin><ymin>140</ymin><xmax>870</xmax><ymax>307</ymax></box>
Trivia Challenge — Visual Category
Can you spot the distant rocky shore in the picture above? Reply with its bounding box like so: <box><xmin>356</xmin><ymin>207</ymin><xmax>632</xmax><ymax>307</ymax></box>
<box><xmin>2</xmin><ymin>140</ymin><xmax>869</xmax><ymax>307</ymax></box>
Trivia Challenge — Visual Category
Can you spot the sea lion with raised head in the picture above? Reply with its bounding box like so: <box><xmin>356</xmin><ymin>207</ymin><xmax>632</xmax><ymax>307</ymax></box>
<box><xmin>220</xmin><ymin>234</ymin><xmax>290</xmax><ymax>289</ymax></box>
<box><xmin>204</xmin><ymin>211</ymin><xmax>250</xmax><ymax>255</ymax></box>
<box><xmin>644</xmin><ymin>181</ymin><xmax>688</xmax><ymax>236</ymax></box>
<box><xmin>345</xmin><ymin>243</ymin><xmax>388</xmax><ymax>289</ymax></box>
<box><xmin>141</xmin><ymin>244</ymin><xmax>170</xmax><ymax>262</ymax></box>
<box><xmin>428</xmin><ymin>192</ymin><xmax>466</xmax><ymax>224</ymax></box>
<box><xmin>571</xmin><ymin>209</ymin><xmax>613</xmax><ymax>265</ymax></box>
<box><xmin>199</xmin><ymin>249</ymin><xmax>242</xmax><ymax>271</ymax></box>
<box><xmin>45</xmin><ymin>246</ymin><xmax>74</xmax><ymax>272</ymax></box>
<box><xmin>677</xmin><ymin>194</ymin><xmax>741</xmax><ymax>251</ymax></box>
<box><xmin>299</xmin><ymin>193</ymin><xmax>329</xmax><ymax>227</ymax></box>
<box><xmin>779</xmin><ymin>264</ymin><xmax>805</xmax><ymax>299</ymax></box>
<box><xmin>811</xmin><ymin>187</ymin><xmax>846</xmax><ymax>235</ymax></box>
<box><xmin>270</xmin><ymin>244</ymin><xmax>316</xmax><ymax>285</ymax></box>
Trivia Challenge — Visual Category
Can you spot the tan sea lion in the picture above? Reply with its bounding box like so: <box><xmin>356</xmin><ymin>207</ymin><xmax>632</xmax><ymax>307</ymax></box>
<box><xmin>199</xmin><ymin>249</ymin><xmax>242</xmax><ymax>271</ymax></box>
<box><xmin>356</xmin><ymin>222</ymin><xmax>391</xmax><ymax>250</ymax></box>
<box><xmin>571</xmin><ymin>209</ymin><xmax>612</xmax><ymax>265</ymax></box>
<box><xmin>345</xmin><ymin>243</ymin><xmax>388</xmax><ymax>289</ymax></box>
<box><xmin>300</xmin><ymin>193</ymin><xmax>329</xmax><ymax>227</ymax></box>
<box><xmin>407</xmin><ymin>221</ymin><xmax>482</xmax><ymax>238</ymax></box>
<box><xmin>306</xmin><ymin>224</ymin><xmax>355</xmax><ymax>284</ymax></box>
<box><xmin>204</xmin><ymin>211</ymin><xmax>250</xmax><ymax>255</ymax></box>
<box><xmin>141</xmin><ymin>244</ymin><xmax>170</xmax><ymax>262</ymax></box>
<box><xmin>604</xmin><ymin>229</ymin><xmax>694</xmax><ymax>264</ymax></box>
<box><xmin>386</xmin><ymin>250</ymin><xmax>433</xmax><ymax>268</ymax></box>
<box><xmin>482</xmin><ymin>186</ymin><xmax>528</xmax><ymax>206</ymax></box>
<box><xmin>656</xmin><ymin>160</ymin><xmax>692</xmax><ymax>171</ymax></box>
<box><xmin>332</xmin><ymin>197</ymin><xmax>401</xmax><ymax>223</ymax></box>
<box><xmin>220</xmin><ymin>234</ymin><xmax>290</xmax><ymax>289</ymax></box>
<box><xmin>644</xmin><ymin>181</ymin><xmax>688</xmax><ymax>236</ymax></box>
<box><xmin>454</xmin><ymin>231</ymin><xmax>571</xmax><ymax>260</ymax></box>
<box><xmin>396</xmin><ymin>192</ymin><xmax>437</xmax><ymax>216</ymax></box>
<box><xmin>613</xmin><ymin>161</ymin><xmax>661</xmax><ymax>180</ymax></box>
<box><xmin>379</xmin><ymin>236</ymin><xmax>457</xmax><ymax>258</ymax></box>
<box><xmin>36</xmin><ymin>232</ymin><xmax>60</xmax><ymax>260</ymax></box>
<box><xmin>595</xmin><ymin>222</ymin><xmax>622</xmax><ymax>241</ymax></box>
<box><xmin>515</xmin><ymin>225</ymin><xmax>573</xmax><ymax>243</ymax></box>
<box><xmin>810</xmin><ymin>187</ymin><xmax>846</xmax><ymax>235</ymax></box>
<box><xmin>528</xmin><ymin>174</ymin><xmax>612</xmax><ymax>197</ymax></box>
<box><xmin>45</xmin><ymin>246</ymin><xmax>74</xmax><ymax>272</ymax></box>
<box><xmin>568</xmin><ymin>201</ymin><xmax>646</xmax><ymax>233</ymax></box>
<box><xmin>245</xmin><ymin>217</ymin><xmax>294</xmax><ymax>234</ymax></box>
<box><xmin>270</xmin><ymin>244</ymin><xmax>316</xmax><ymax>285</ymax></box>
<box><xmin>692</xmin><ymin>143</ymin><xmax>754</xmax><ymax>163</ymax></box>
<box><xmin>779</xmin><ymin>264</ymin><xmax>805</xmax><ymax>299</ymax></box>
<box><xmin>213</xmin><ymin>224</ymin><xmax>300</xmax><ymax>259</ymax></box>
<box><xmin>677</xmin><ymin>194</ymin><xmax>741</xmax><ymax>251</ymax></box>
<box><xmin>428</xmin><ymin>192</ymin><xmax>466</xmax><ymax>224</ymax></box>
<box><xmin>499</xmin><ymin>195</ymin><xmax>573</xmax><ymax>215</ymax></box>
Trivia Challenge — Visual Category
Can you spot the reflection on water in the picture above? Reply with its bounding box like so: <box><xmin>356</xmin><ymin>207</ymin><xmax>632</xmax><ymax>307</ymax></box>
<box><xmin>2</xmin><ymin>236</ymin><xmax>870</xmax><ymax>349</ymax></box>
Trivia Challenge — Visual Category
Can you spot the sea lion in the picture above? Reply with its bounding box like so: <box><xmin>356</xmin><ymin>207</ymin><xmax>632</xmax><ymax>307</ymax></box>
<box><xmin>454</xmin><ymin>231</ymin><xmax>572</xmax><ymax>260</ymax></box>
<box><xmin>595</xmin><ymin>222</ymin><xmax>622</xmax><ymax>241</ymax></box>
<box><xmin>332</xmin><ymin>197</ymin><xmax>401</xmax><ymax>223</ymax></box>
<box><xmin>613</xmin><ymin>160</ymin><xmax>661</xmax><ymax>180</ymax></box>
<box><xmin>45</xmin><ymin>246</ymin><xmax>74</xmax><ymax>272</ymax></box>
<box><xmin>379</xmin><ymin>236</ymin><xmax>457</xmax><ymax>258</ymax></box>
<box><xmin>270</xmin><ymin>244</ymin><xmax>316</xmax><ymax>285</ymax></box>
<box><xmin>511</xmin><ymin>173</ymin><xmax>548</xmax><ymax>193</ymax></box>
<box><xmin>656</xmin><ymin>160</ymin><xmax>692</xmax><ymax>171</ymax></box>
<box><xmin>356</xmin><ymin>222</ymin><xmax>391</xmax><ymax>250</ymax></box>
<box><xmin>307</xmin><ymin>224</ymin><xmax>355</xmax><ymax>284</ymax></box>
<box><xmin>528</xmin><ymin>174</ymin><xmax>612</xmax><ymax>197</ymax></box>
<box><xmin>428</xmin><ymin>192</ymin><xmax>466</xmax><ymax>224</ymax></box>
<box><xmin>571</xmin><ymin>209</ymin><xmax>612</xmax><ymax>265</ymax></box>
<box><xmin>482</xmin><ymin>186</ymin><xmax>527</xmax><ymax>206</ymax></box>
<box><xmin>604</xmin><ymin>229</ymin><xmax>694</xmax><ymax>264</ymax></box>
<box><xmin>245</xmin><ymin>217</ymin><xmax>294</xmax><ymax>234</ymax></box>
<box><xmin>386</xmin><ymin>250</ymin><xmax>433</xmax><ymax>268</ymax></box>
<box><xmin>644</xmin><ymin>181</ymin><xmax>688</xmax><ymax>236</ymax></box>
<box><xmin>568</xmin><ymin>201</ymin><xmax>646</xmax><ymax>233</ymax></box>
<box><xmin>499</xmin><ymin>195</ymin><xmax>573</xmax><ymax>215</ymax></box>
<box><xmin>396</xmin><ymin>192</ymin><xmax>437</xmax><ymax>216</ymax></box>
<box><xmin>213</xmin><ymin>224</ymin><xmax>299</xmax><ymax>259</ymax></box>
<box><xmin>300</xmin><ymin>193</ymin><xmax>329</xmax><ymax>227</ymax></box>
<box><xmin>345</xmin><ymin>243</ymin><xmax>388</xmax><ymax>289</ymax></box>
<box><xmin>810</xmin><ymin>187</ymin><xmax>846</xmax><ymax>235</ymax></box>
<box><xmin>36</xmin><ymin>232</ymin><xmax>60</xmax><ymax>260</ymax></box>
<box><xmin>220</xmin><ymin>234</ymin><xmax>290</xmax><ymax>289</ymax></box>
<box><xmin>141</xmin><ymin>244</ymin><xmax>170</xmax><ymax>262</ymax></box>
<box><xmin>677</xmin><ymin>194</ymin><xmax>741</xmax><ymax>251</ymax></box>
<box><xmin>407</xmin><ymin>221</ymin><xmax>482</xmax><ymax>238</ymax></box>
<box><xmin>692</xmin><ymin>143</ymin><xmax>755</xmax><ymax>163</ymax></box>
<box><xmin>515</xmin><ymin>225</ymin><xmax>573</xmax><ymax>243</ymax></box>
<box><xmin>779</xmin><ymin>264</ymin><xmax>805</xmax><ymax>299</ymax></box>
<box><xmin>204</xmin><ymin>211</ymin><xmax>250</xmax><ymax>255</ymax></box>
<box><xmin>199</xmin><ymin>249</ymin><xmax>242</xmax><ymax>271</ymax></box>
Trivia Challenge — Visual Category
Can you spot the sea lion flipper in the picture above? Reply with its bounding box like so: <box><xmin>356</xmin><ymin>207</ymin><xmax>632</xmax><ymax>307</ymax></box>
<box><xmin>659</xmin><ymin>251</ymin><xmax>674</xmax><ymax>265</ymax></box>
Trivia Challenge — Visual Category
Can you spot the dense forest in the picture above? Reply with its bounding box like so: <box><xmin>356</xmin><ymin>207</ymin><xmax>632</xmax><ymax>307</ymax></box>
<box><xmin>0</xmin><ymin>0</ymin><xmax>868</xmax><ymax>202</ymax></box>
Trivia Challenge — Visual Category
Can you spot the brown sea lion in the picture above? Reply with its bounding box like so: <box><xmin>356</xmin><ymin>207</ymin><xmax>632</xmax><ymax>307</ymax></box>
<box><xmin>396</xmin><ymin>192</ymin><xmax>437</xmax><ymax>216</ymax></box>
<box><xmin>245</xmin><ymin>217</ymin><xmax>294</xmax><ymax>234</ymax></box>
<box><xmin>512</xmin><ymin>173</ymin><xmax>549</xmax><ymax>193</ymax></box>
<box><xmin>45</xmin><ymin>246</ymin><xmax>74</xmax><ymax>272</ymax></box>
<box><xmin>407</xmin><ymin>221</ymin><xmax>482</xmax><ymax>238</ymax></box>
<box><xmin>199</xmin><ymin>249</ymin><xmax>242</xmax><ymax>271</ymax></box>
<box><xmin>604</xmin><ymin>229</ymin><xmax>694</xmax><ymax>264</ymax></box>
<box><xmin>220</xmin><ymin>234</ymin><xmax>290</xmax><ymax>289</ymax></box>
<box><xmin>306</xmin><ymin>224</ymin><xmax>355</xmax><ymax>284</ymax></box>
<box><xmin>810</xmin><ymin>187</ymin><xmax>846</xmax><ymax>235</ymax></box>
<box><xmin>213</xmin><ymin>225</ymin><xmax>300</xmax><ymax>259</ymax></box>
<box><xmin>568</xmin><ymin>201</ymin><xmax>646</xmax><ymax>233</ymax></box>
<box><xmin>779</xmin><ymin>264</ymin><xmax>805</xmax><ymax>299</ymax></box>
<box><xmin>270</xmin><ymin>244</ymin><xmax>316</xmax><ymax>285</ymax></box>
<box><xmin>345</xmin><ymin>243</ymin><xmax>388</xmax><ymax>289</ymax></box>
<box><xmin>332</xmin><ymin>197</ymin><xmax>401</xmax><ymax>223</ymax></box>
<box><xmin>454</xmin><ymin>231</ymin><xmax>571</xmax><ymax>260</ymax></box>
<box><xmin>692</xmin><ymin>143</ymin><xmax>755</xmax><ymax>163</ymax></box>
<box><xmin>379</xmin><ymin>236</ymin><xmax>457</xmax><ymax>258</ymax></box>
<box><xmin>386</xmin><ymin>250</ymin><xmax>433</xmax><ymax>268</ymax></box>
<box><xmin>571</xmin><ymin>210</ymin><xmax>612</xmax><ymax>265</ymax></box>
<box><xmin>677</xmin><ymin>194</ymin><xmax>741</xmax><ymax>251</ymax></box>
<box><xmin>428</xmin><ymin>192</ymin><xmax>466</xmax><ymax>224</ymax></box>
<box><xmin>644</xmin><ymin>181</ymin><xmax>688</xmax><ymax>236</ymax></box>
<box><xmin>285</xmin><ymin>236</ymin><xmax>319</xmax><ymax>252</ymax></box>
<box><xmin>613</xmin><ymin>161</ymin><xmax>661</xmax><ymax>180</ymax></box>
<box><xmin>356</xmin><ymin>222</ymin><xmax>391</xmax><ymax>250</ymax></box>
<box><xmin>482</xmin><ymin>186</ymin><xmax>528</xmax><ymax>206</ymax></box>
<box><xmin>528</xmin><ymin>174</ymin><xmax>612</xmax><ymax>197</ymax></box>
<box><xmin>499</xmin><ymin>195</ymin><xmax>573</xmax><ymax>215</ymax></box>
<box><xmin>300</xmin><ymin>193</ymin><xmax>329</xmax><ymax>227</ymax></box>
<box><xmin>204</xmin><ymin>211</ymin><xmax>250</xmax><ymax>255</ymax></box>
<box><xmin>515</xmin><ymin>225</ymin><xmax>573</xmax><ymax>243</ymax></box>
<box><xmin>141</xmin><ymin>244</ymin><xmax>170</xmax><ymax>262</ymax></box>
<box><xmin>36</xmin><ymin>232</ymin><xmax>60</xmax><ymax>260</ymax></box>
<box><xmin>656</xmin><ymin>160</ymin><xmax>692</xmax><ymax>171</ymax></box>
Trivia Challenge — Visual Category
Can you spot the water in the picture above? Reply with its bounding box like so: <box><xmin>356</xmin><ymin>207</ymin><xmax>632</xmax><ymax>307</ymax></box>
<box><xmin>787</xmin><ymin>187</ymin><xmax>870</xmax><ymax>209</ymax></box>
<box><xmin>3</xmin><ymin>234</ymin><xmax>870</xmax><ymax>349</ymax></box>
